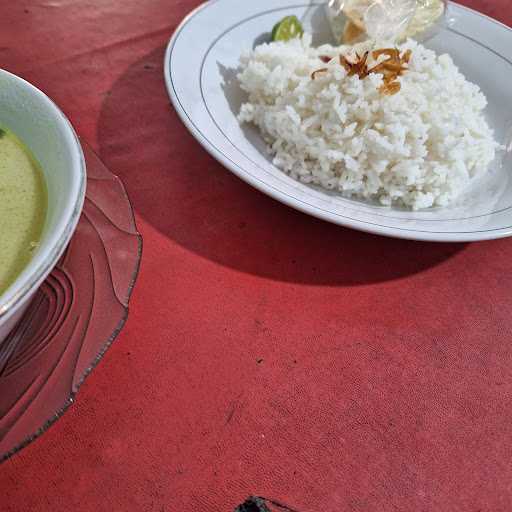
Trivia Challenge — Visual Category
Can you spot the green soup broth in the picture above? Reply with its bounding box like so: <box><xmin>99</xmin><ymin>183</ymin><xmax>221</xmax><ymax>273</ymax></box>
<box><xmin>0</xmin><ymin>127</ymin><xmax>48</xmax><ymax>296</ymax></box>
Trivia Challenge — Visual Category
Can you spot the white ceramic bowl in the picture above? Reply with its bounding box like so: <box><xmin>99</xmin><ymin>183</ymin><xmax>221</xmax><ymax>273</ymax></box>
<box><xmin>0</xmin><ymin>69</ymin><xmax>86</xmax><ymax>345</ymax></box>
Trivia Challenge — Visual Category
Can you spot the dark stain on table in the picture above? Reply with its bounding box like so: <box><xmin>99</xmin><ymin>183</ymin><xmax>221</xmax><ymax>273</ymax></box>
<box><xmin>235</xmin><ymin>496</ymin><xmax>301</xmax><ymax>512</ymax></box>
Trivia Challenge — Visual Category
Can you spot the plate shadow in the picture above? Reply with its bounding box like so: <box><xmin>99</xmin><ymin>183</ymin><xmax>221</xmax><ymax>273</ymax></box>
<box><xmin>97</xmin><ymin>45</ymin><xmax>467</xmax><ymax>287</ymax></box>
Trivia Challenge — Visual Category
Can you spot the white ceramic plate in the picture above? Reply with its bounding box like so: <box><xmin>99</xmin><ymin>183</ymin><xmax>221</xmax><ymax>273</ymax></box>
<box><xmin>164</xmin><ymin>0</ymin><xmax>512</xmax><ymax>242</ymax></box>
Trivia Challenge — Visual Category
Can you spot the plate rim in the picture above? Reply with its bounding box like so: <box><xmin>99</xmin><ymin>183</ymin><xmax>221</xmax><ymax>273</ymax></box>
<box><xmin>164</xmin><ymin>0</ymin><xmax>512</xmax><ymax>243</ymax></box>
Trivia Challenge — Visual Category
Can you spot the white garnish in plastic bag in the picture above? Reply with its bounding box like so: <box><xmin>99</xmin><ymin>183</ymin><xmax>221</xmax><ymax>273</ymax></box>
<box><xmin>364</xmin><ymin>0</ymin><xmax>416</xmax><ymax>41</ymax></box>
<box><xmin>325</xmin><ymin>0</ymin><xmax>447</xmax><ymax>44</ymax></box>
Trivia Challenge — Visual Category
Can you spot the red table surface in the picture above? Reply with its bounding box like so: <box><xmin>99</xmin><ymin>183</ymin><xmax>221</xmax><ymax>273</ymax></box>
<box><xmin>2</xmin><ymin>1</ymin><xmax>512</xmax><ymax>510</ymax></box>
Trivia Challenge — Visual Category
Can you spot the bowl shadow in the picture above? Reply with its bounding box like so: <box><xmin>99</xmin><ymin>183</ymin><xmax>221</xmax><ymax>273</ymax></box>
<box><xmin>97</xmin><ymin>45</ymin><xmax>467</xmax><ymax>287</ymax></box>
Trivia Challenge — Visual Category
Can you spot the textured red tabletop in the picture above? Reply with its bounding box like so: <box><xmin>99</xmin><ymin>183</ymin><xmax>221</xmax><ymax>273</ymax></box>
<box><xmin>2</xmin><ymin>1</ymin><xmax>512</xmax><ymax>511</ymax></box>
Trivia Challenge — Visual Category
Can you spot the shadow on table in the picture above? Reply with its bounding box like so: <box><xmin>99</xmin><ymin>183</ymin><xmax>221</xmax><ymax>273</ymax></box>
<box><xmin>97</xmin><ymin>45</ymin><xmax>467</xmax><ymax>287</ymax></box>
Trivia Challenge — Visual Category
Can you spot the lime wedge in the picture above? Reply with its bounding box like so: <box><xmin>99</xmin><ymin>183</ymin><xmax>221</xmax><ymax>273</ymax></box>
<box><xmin>271</xmin><ymin>15</ymin><xmax>304</xmax><ymax>41</ymax></box>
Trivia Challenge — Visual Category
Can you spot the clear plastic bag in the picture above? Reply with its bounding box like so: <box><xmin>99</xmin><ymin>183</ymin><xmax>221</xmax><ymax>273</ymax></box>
<box><xmin>325</xmin><ymin>0</ymin><xmax>448</xmax><ymax>44</ymax></box>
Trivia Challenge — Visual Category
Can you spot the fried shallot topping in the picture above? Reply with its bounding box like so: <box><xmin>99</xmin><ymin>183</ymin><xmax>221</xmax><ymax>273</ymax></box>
<box><xmin>311</xmin><ymin>47</ymin><xmax>412</xmax><ymax>96</ymax></box>
<box><xmin>371</xmin><ymin>48</ymin><xmax>412</xmax><ymax>95</ymax></box>
<box><xmin>340</xmin><ymin>51</ymin><xmax>370</xmax><ymax>78</ymax></box>
<box><xmin>311</xmin><ymin>67</ymin><xmax>329</xmax><ymax>80</ymax></box>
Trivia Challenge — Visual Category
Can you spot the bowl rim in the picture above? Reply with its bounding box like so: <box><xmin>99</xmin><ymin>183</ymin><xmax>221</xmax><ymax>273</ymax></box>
<box><xmin>0</xmin><ymin>69</ymin><xmax>86</xmax><ymax>322</ymax></box>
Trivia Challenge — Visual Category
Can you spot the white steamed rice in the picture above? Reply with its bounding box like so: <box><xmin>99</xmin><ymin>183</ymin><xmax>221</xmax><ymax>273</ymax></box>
<box><xmin>237</xmin><ymin>35</ymin><xmax>501</xmax><ymax>210</ymax></box>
